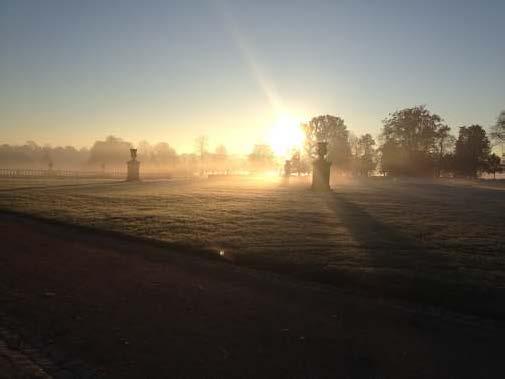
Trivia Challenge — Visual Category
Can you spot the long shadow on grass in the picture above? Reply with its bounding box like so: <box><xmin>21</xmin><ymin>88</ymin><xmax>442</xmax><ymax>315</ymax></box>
<box><xmin>320</xmin><ymin>192</ymin><xmax>504</xmax><ymax>318</ymax></box>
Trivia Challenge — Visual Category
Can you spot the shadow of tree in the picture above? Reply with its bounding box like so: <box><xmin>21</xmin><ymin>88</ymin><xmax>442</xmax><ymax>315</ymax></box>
<box><xmin>323</xmin><ymin>192</ymin><xmax>446</xmax><ymax>268</ymax></box>
<box><xmin>320</xmin><ymin>192</ymin><xmax>504</xmax><ymax>318</ymax></box>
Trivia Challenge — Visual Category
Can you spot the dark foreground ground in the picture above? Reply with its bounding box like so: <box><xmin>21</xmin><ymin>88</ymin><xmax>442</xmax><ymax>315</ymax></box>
<box><xmin>0</xmin><ymin>213</ymin><xmax>503</xmax><ymax>378</ymax></box>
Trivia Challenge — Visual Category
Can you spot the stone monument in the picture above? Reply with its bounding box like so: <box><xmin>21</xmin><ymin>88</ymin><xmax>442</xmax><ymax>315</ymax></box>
<box><xmin>311</xmin><ymin>142</ymin><xmax>331</xmax><ymax>191</ymax></box>
<box><xmin>126</xmin><ymin>148</ymin><xmax>140</xmax><ymax>181</ymax></box>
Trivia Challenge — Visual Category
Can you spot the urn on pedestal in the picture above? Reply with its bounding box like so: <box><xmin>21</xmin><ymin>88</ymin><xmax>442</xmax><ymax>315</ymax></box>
<box><xmin>126</xmin><ymin>148</ymin><xmax>140</xmax><ymax>181</ymax></box>
<box><xmin>311</xmin><ymin>142</ymin><xmax>331</xmax><ymax>191</ymax></box>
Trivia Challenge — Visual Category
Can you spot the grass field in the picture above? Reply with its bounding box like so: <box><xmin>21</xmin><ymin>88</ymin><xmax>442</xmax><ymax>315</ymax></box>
<box><xmin>1</xmin><ymin>176</ymin><xmax>504</xmax><ymax>318</ymax></box>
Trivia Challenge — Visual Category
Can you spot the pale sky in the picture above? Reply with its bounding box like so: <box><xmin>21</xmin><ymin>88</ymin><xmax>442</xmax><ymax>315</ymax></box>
<box><xmin>1</xmin><ymin>0</ymin><xmax>504</xmax><ymax>153</ymax></box>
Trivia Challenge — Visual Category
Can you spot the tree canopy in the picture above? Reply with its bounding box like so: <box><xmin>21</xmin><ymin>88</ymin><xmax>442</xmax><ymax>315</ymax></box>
<box><xmin>380</xmin><ymin>106</ymin><xmax>448</xmax><ymax>176</ymax></box>
<box><xmin>350</xmin><ymin>133</ymin><xmax>377</xmax><ymax>176</ymax></box>
<box><xmin>453</xmin><ymin>125</ymin><xmax>491</xmax><ymax>178</ymax></box>
<box><xmin>490</xmin><ymin>110</ymin><xmax>505</xmax><ymax>145</ymax></box>
<box><xmin>486</xmin><ymin>153</ymin><xmax>503</xmax><ymax>179</ymax></box>
<box><xmin>248</xmin><ymin>144</ymin><xmax>275</xmax><ymax>172</ymax></box>
<box><xmin>88</xmin><ymin>136</ymin><xmax>132</xmax><ymax>167</ymax></box>
<box><xmin>302</xmin><ymin>115</ymin><xmax>351</xmax><ymax>170</ymax></box>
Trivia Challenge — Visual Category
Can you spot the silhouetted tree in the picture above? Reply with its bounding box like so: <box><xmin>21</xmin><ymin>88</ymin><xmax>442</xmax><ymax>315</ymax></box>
<box><xmin>137</xmin><ymin>140</ymin><xmax>154</xmax><ymax>163</ymax></box>
<box><xmin>52</xmin><ymin>146</ymin><xmax>88</xmax><ymax>168</ymax></box>
<box><xmin>286</xmin><ymin>149</ymin><xmax>310</xmax><ymax>175</ymax></box>
<box><xmin>88</xmin><ymin>136</ymin><xmax>132</xmax><ymax>167</ymax></box>
<box><xmin>379</xmin><ymin>140</ymin><xmax>403</xmax><ymax>176</ymax></box>
<box><xmin>289</xmin><ymin>150</ymin><xmax>301</xmax><ymax>175</ymax></box>
<box><xmin>380</xmin><ymin>105</ymin><xmax>448</xmax><ymax>176</ymax></box>
<box><xmin>41</xmin><ymin>146</ymin><xmax>53</xmax><ymax>168</ymax></box>
<box><xmin>349</xmin><ymin>133</ymin><xmax>377</xmax><ymax>176</ymax></box>
<box><xmin>348</xmin><ymin>132</ymin><xmax>360</xmax><ymax>157</ymax></box>
<box><xmin>194</xmin><ymin>135</ymin><xmax>208</xmax><ymax>162</ymax></box>
<box><xmin>486</xmin><ymin>153</ymin><xmax>503</xmax><ymax>179</ymax></box>
<box><xmin>210</xmin><ymin>145</ymin><xmax>228</xmax><ymax>172</ymax></box>
<box><xmin>215</xmin><ymin>144</ymin><xmax>227</xmax><ymax>159</ymax></box>
<box><xmin>152</xmin><ymin>142</ymin><xmax>177</xmax><ymax>166</ymax></box>
<box><xmin>439</xmin><ymin>152</ymin><xmax>456</xmax><ymax>176</ymax></box>
<box><xmin>453</xmin><ymin>125</ymin><xmax>490</xmax><ymax>178</ymax></box>
<box><xmin>302</xmin><ymin>115</ymin><xmax>351</xmax><ymax>171</ymax></box>
<box><xmin>357</xmin><ymin>134</ymin><xmax>377</xmax><ymax>176</ymax></box>
<box><xmin>435</xmin><ymin>125</ymin><xmax>455</xmax><ymax>177</ymax></box>
<box><xmin>0</xmin><ymin>143</ymin><xmax>36</xmax><ymax>166</ymax></box>
<box><xmin>0</xmin><ymin>141</ymin><xmax>92</xmax><ymax>169</ymax></box>
<box><xmin>491</xmin><ymin>111</ymin><xmax>505</xmax><ymax>145</ymax></box>
<box><xmin>248</xmin><ymin>144</ymin><xmax>275</xmax><ymax>172</ymax></box>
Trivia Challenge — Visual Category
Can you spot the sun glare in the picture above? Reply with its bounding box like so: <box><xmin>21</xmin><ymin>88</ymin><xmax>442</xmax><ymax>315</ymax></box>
<box><xmin>267</xmin><ymin>115</ymin><xmax>304</xmax><ymax>157</ymax></box>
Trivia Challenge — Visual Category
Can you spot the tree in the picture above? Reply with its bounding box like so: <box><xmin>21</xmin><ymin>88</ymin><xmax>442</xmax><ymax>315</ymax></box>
<box><xmin>137</xmin><ymin>140</ymin><xmax>153</xmax><ymax>163</ymax></box>
<box><xmin>491</xmin><ymin>111</ymin><xmax>505</xmax><ymax>145</ymax></box>
<box><xmin>348</xmin><ymin>132</ymin><xmax>360</xmax><ymax>157</ymax></box>
<box><xmin>215</xmin><ymin>145</ymin><xmax>227</xmax><ymax>157</ymax></box>
<box><xmin>41</xmin><ymin>146</ymin><xmax>53</xmax><ymax>168</ymax></box>
<box><xmin>0</xmin><ymin>142</ymin><xmax>90</xmax><ymax>169</ymax></box>
<box><xmin>153</xmin><ymin>142</ymin><xmax>178</xmax><ymax>166</ymax></box>
<box><xmin>302</xmin><ymin>115</ymin><xmax>351</xmax><ymax>171</ymax></box>
<box><xmin>486</xmin><ymin>153</ymin><xmax>503</xmax><ymax>179</ymax></box>
<box><xmin>435</xmin><ymin>125</ymin><xmax>456</xmax><ymax>177</ymax></box>
<box><xmin>357</xmin><ymin>134</ymin><xmax>377</xmax><ymax>176</ymax></box>
<box><xmin>212</xmin><ymin>145</ymin><xmax>228</xmax><ymax>172</ymax></box>
<box><xmin>380</xmin><ymin>105</ymin><xmax>449</xmax><ymax>176</ymax></box>
<box><xmin>349</xmin><ymin>133</ymin><xmax>377</xmax><ymax>176</ymax></box>
<box><xmin>194</xmin><ymin>135</ymin><xmax>208</xmax><ymax>162</ymax></box>
<box><xmin>88</xmin><ymin>136</ymin><xmax>132</xmax><ymax>167</ymax></box>
<box><xmin>453</xmin><ymin>125</ymin><xmax>491</xmax><ymax>178</ymax></box>
<box><xmin>248</xmin><ymin>144</ymin><xmax>275</xmax><ymax>172</ymax></box>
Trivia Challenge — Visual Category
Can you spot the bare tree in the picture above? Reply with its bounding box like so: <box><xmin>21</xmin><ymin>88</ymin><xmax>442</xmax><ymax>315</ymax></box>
<box><xmin>490</xmin><ymin>111</ymin><xmax>505</xmax><ymax>145</ymax></box>
<box><xmin>194</xmin><ymin>136</ymin><xmax>208</xmax><ymax>162</ymax></box>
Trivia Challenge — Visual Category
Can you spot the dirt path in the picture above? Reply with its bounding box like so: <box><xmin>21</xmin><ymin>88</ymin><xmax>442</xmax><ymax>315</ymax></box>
<box><xmin>0</xmin><ymin>213</ymin><xmax>502</xmax><ymax>378</ymax></box>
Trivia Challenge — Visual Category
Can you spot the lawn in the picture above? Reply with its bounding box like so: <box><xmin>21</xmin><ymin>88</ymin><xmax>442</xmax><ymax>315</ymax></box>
<box><xmin>1</xmin><ymin>176</ymin><xmax>504</xmax><ymax>317</ymax></box>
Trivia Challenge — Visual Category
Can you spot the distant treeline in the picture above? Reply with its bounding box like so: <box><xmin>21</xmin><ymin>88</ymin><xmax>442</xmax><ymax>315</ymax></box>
<box><xmin>297</xmin><ymin>106</ymin><xmax>505</xmax><ymax>178</ymax></box>
<box><xmin>1</xmin><ymin>106</ymin><xmax>504</xmax><ymax>178</ymax></box>
<box><xmin>0</xmin><ymin>136</ymin><xmax>245</xmax><ymax>173</ymax></box>
<box><xmin>0</xmin><ymin>141</ymin><xmax>90</xmax><ymax>170</ymax></box>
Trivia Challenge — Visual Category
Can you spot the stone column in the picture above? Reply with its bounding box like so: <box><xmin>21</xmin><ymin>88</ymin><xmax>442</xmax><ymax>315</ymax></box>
<box><xmin>311</xmin><ymin>142</ymin><xmax>331</xmax><ymax>191</ymax></box>
<box><xmin>126</xmin><ymin>148</ymin><xmax>140</xmax><ymax>181</ymax></box>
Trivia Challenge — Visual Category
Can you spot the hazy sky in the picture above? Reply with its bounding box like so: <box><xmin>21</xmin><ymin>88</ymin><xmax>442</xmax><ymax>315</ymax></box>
<box><xmin>1</xmin><ymin>0</ymin><xmax>504</xmax><ymax>153</ymax></box>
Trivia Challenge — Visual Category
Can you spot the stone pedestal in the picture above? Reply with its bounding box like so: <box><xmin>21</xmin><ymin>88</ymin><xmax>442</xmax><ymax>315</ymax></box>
<box><xmin>127</xmin><ymin>160</ymin><xmax>140</xmax><ymax>181</ymax></box>
<box><xmin>311</xmin><ymin>159</ymin><xmax>331</xmax><ymax>191</ymax></box>
<box><xmin>311</xmin><ymin>142</ymin><xmax>331</xmax><ymax>191</ymax></box>
<box><xmin>126</xmin><ymin>148</ymin><xmax>140</xmax><ymax>181</ymax></box>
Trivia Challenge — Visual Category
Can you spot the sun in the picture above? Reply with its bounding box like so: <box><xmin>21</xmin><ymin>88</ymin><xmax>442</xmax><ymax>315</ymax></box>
<box><xmin>267</xmin><ymin>115</ymin><xmax>305</xmax><ymax>157</ymax></box>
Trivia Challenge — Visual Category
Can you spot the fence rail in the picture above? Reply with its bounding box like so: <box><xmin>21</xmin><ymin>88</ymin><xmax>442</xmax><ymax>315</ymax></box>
<box><xmin>0</xmin><ymin>168</ymin><xmax>173</xmax><ymax>180</ymax></box>
<box><xmin>0</xmin><ymin>168</ymin><xmax>126</xmax><ymax>178</ymax></box>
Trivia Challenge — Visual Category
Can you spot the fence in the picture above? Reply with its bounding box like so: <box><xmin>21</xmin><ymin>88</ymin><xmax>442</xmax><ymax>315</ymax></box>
<box><xmin>0</xmin><ymin>168</ymin><xmax>173</xmax><ymax>180</ymax></box>
<box><xmin>0</xmin><ymin>168</ymin><xmax>127</xmax><ymax>179</ymax></box>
